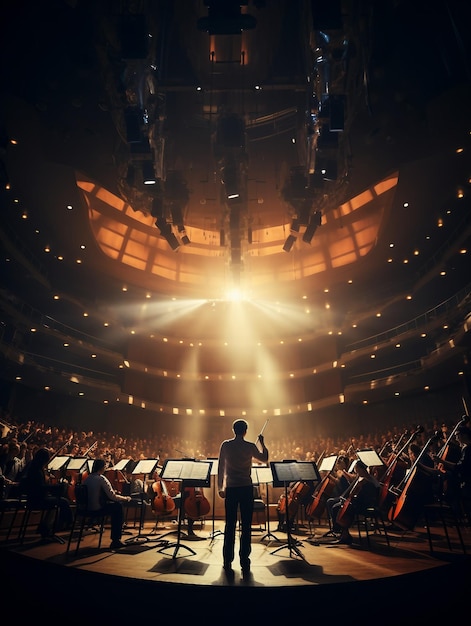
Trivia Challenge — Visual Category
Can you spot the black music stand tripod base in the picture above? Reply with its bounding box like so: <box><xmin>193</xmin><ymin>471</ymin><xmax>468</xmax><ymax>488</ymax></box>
<box><xmin>157</xmin><ymin>458</ymin><xmax>213</xmax><ymax>559</ymax></box>
<box><xmin>268</xmin><ymin>460</ymin><xmax>321</xmax><ymax>561</ymax></box>
<box><xmin>124</xmin><ymin>458</ymin><xmax>165</xmax><ymax>545</ymax></box>
<box><xmin>269</xmin><ymin>483</ymin><xmax>305</xmax><ymax>560</ymax></box>
<box><xmin>261</xmin><ymin>528</ymin><xmax>281</xmax><ymax>544</ymax></box>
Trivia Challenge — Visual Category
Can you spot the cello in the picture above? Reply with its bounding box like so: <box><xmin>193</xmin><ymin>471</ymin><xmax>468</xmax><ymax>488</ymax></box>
<box><xmin>336</xmin><ymin>461</ymin><xmax>380</xmax><ymax>528</ymax></box>
<box><xmin>336</xmin><ymin>477</ymin><xmax>363</xmax><ymax>528</ymax></box>
<box><xmin>434</xmin><ymin>414</ymin><xmax>468</xmax><ymax>497</ymax></box>
<box><xmin>377</xmin><ymin>425</ymin><xmax>423</xmax><ymax>509</ymax></box>
<box><xmin>387</xmin><ymin>432</ymin><xmax>440</xmax><ymax>530</ymax></box>
<box><xmin>436</xmin><ymin>415</ymin><xmax>468</xmax><ymax>467</ymax></box>
<box><xmin>305</xmin><ymin>472</ymin><xmax>336</xmax><ymax>520</ymax></box>
<box><xmin>150</xmin><ymin>472</ymin><xmax>176</xmax><ymax>516</ymax></box>
<box><xmin>283</xmin><ymin>481</ymin><xmax>311</xmax><ymax>523</ymax></box>
<box><xmin>184</xmin><ymin>486</ymin><xmax>211</xmax><ymax>519</ymax></box>
<box><xmin>305</xmin><ymin>454</ymin><xmax>339</xmax><ymax>520</ymax></box>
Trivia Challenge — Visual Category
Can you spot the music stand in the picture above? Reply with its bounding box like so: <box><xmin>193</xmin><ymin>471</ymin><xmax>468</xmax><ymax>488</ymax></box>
<box><xmin>207</xmin><ymin>458</ymin><xmax>223</xmax><ymax>542</ymax></box>
<box><xmin>66</xmin><ymin>457</ymin><xmax>88</xmax><ymax>472</ymax></box>
<box><xmin>253</xmin><ymin>465</ymin><xmax>281</xmax><ymax>543</ymax></box>
<box><xmin>124</xmin><ymin>458</ymin><xmax>162</xmax><ymax>544</ymax></box>
<box><xmin>157</xmin><ymin>458</ymin><xmax>212</xmax><ymax>559</ymax></box>
<box><xmin>356</xmin><ymin>448</ymin><xmax>385</xmax><ymax>469</ymax></box>
<box><xmin>269</xmin><ymin>460</ymin><xmax>320</xmax><ymax>560</ymax></box>
<box><xmin>319</xmin><ymin>455</ymin><xmax>337</xmax><ymax>473</ymax></box>
<box><xmin>47</xmin><ymin>455</ymin><xmax>70</xmax><ymax>473</ymax></box>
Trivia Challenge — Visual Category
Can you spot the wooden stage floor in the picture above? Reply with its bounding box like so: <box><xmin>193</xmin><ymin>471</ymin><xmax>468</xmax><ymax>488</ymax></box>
<box><xmin>2</xmin><ymin>513</ymin><xmax>470</xmax><ymax>624</ymax></box>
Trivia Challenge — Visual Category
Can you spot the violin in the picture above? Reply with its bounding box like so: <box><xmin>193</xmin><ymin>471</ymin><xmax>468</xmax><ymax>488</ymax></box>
<box><xmin>183</xmin><ymin>486</ymin><xmax>210</xmax><ymax>519</ymax></box>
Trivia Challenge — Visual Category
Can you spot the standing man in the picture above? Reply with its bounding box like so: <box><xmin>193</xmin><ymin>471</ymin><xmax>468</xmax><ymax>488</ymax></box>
<box><xmin>217</xmin><ymin>419</ymin><xmax>268</xmax><ymax>576</ymax></box>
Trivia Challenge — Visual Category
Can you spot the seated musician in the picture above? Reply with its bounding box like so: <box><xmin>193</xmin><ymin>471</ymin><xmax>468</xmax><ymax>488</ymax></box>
<box><xmin>276</xmin><ymin>480</ymin><xmax>314</xmax><ymax>532</ymax></box>
<box><xmin>433</xmin><ymin>425</ymin><xmax>471</xmax><ymax>524</ymax></box>
<box><xmin>325</xmin><ymin>460</ymin><xmax>380</xmax><ymax>545</ymax></box>
<box><xmin>331</xmin><ymin>454</ymin><xmax>353</xmax><ymax>495</ymax></box>
<box><xmin>20</xmin><ymin>447</ymin><xmax>73</xmax><ymax>538</ymax></box>
<box><xmin>82</xmin><ymin>458</ymin><xmax>132</xmax><ymax>550</ymax></box>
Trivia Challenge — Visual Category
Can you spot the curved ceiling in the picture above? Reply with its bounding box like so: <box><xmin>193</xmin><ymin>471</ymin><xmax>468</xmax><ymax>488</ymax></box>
<box><xmin>1</xmin><ymin>0</ymin><xmax>470</xmax><ymax>412</ymax></box>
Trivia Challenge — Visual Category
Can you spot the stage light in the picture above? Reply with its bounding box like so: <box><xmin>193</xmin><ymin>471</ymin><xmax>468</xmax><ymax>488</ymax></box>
<box><xmin>302</xmin><ymin>211</ymin><xmax>322</xmax><ymax>244</ymax></box>
<box><xmin>179</xmin><ymin>228</ymin><xmax>191</xmax><ymax>245</ymax></box>
<box><xmin>283</xmin><ymin>218</ymin><xmax>300</xmax><ymax>252</ymax></box>
<box><xmin>142</xmin><ymin>160</ymin><xmax>156</xmax><ymax>185</ymax></box>
<box><xmin>283</xmin><ymin>234</ymin><xmax>297</xmax><ymax>252</ymax></box>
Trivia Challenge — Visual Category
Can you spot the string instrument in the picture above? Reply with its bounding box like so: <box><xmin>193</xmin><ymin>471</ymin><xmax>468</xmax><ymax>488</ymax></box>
<box><xmin>305</xmin><ymin>455</ymin><xmax>338</xmax><ymax>520</ymax></box>
<box><xmin>105</xmin><ymin>468</ymin><xmax>129</xmax><ymax>494</ymax></box>
<box><xmin>276</xmin><ymin>492</ymin><xmax>287</xmax><ymax>515</ymax></box>
<box><xmin>387</xmin><ymin>432</ymin><xmax>440</xmax><ymax>530</ymax></box>
<box><xmin>377</xmin><ymin>425</ymin><xmax>423</xmax><ymax>509</ymax></box>
<box><xmin>184</xmin><ymin>486</ymin><xmax>211</xmax><ymax>519</ymax></box>
<box><xmin>65</xmin><ymin>441</ymin><xmax>97</xmax><ymax>501</ymax></box>
<box><xmin>150</xmin><ymin>475</ymin><xmax>176</xmax><ymax>515</ymax></box>
<box><xmin>336</xmin><ymin>478</ymin><xmax>365</xmax><ymax>528</ymax></box>
<box><xmin>284</xmin><ymin>481</ymin><xmax>310</xmax><ymax>520</ymax></box>
<box><xmin>305</xmin><ymin>473</ymin><xmax>336</xmax><ymax>520</ymax></box>
<box><xmin>436</xmin><ymin>414</ymin><xmax>468</xmax><ymax>469</ymax></box>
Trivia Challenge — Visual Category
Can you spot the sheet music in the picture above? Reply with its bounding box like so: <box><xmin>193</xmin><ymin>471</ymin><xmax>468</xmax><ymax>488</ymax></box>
<box><xmin>112</xmin><ymin>459</ymin><xmax>130</xmax><ymax>471</ymax></box>
<box><xmin>162</xmin><ymin>459</ymin><xmax>212</xmax><ymax>482</ymax></box>
<box><xmin>253</xmin><ymin>466</ymin><xmax>273</xmax><ymax>484</ymax></box>
<box><xmin>271</xmin><ymin>461</ymin><xmax>320</xmax><ymax>484</ymax></box>
<box><xmin>66</xmin><ymin>457</ymin><xmax>88</xmax><ymax>471</ymax></box>
<box><xmin>132</xmin><ymin>459</ymin><xmax>159</xmax><ymax>475</ymax></box>
<box><xmin>47</xmin><ymin>455</ymin><xmax>70</xmax><ymax>471</ymax></box>
<box><xmin>356</xmin><ymin>449</ymin><xmax>384</xmax><ymax>468</ymax></box>
<box><xmin>319</xmin><ymin>455</ymin><xmax>337</xmax><ymax>472</ymax></box>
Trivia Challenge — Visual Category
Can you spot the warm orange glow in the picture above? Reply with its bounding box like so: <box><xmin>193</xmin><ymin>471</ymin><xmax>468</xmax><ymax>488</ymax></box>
<box><xmin>78</xmin><ymin>171</ymin><xmax>398</xmax><ymax>296</ymax></box>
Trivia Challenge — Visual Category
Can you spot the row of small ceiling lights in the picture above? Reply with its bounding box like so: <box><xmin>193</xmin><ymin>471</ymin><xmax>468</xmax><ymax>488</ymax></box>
<box><xmin>7</xmin><ymin>134</ymin><xmax>467</xmax><ymax>330</ymax></box>
<box><xmin>5</xmin><ymin>139</ymin><xmax>469</xmax><ymax>405</ymax></box>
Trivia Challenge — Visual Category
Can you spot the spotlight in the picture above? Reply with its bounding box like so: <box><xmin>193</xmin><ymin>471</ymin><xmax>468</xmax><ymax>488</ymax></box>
<box><xmin>222</xmin><ymin>166</ymin><xmax>240</xmax><ymax>201</ymax></box>
<box><xmin>142</xmin><ymin>160</ymin><xmax>156</xmax><ymax>185</ymax></box>
<box><xmin>302</xmin><ymin>211</ymin><xmax>322</xmax><ymax>244</ymax></box>
<box><xmin>283</xmin><ymin>234</ymin><xmax>297</xmax><ymax>252</ymax></box>
<box><xmin>154</xmin><ymin>218</ymin><xmax>180</xmax><ymax>251</ymax></box>
<box><xmin>178</xmin><ymin>227</ymin><xmax>191</xmax><ymax>245</ymax></box>
<box><xmin>166</xmin><ymin>232</ymin><xmax>181</xmax><ymax>251</ymax></box>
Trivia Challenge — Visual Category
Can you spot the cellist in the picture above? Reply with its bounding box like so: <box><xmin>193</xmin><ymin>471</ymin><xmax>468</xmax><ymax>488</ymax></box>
<box><xmin>324</xmin><ymin>460</ymin><xmax>380</xmax><ymax>545</ymax></box>
<box><xmin>432</xmin><ymin>424</ymin><xmax>471</xmax><ymax>525</ymax></box>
